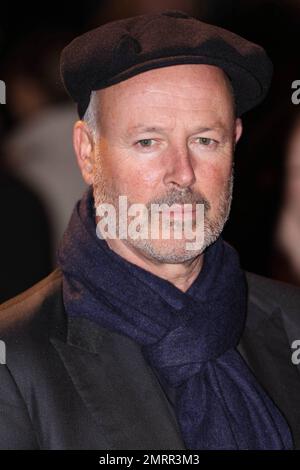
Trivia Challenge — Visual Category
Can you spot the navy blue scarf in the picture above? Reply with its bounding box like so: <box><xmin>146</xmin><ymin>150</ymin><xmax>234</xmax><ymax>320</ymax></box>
<box><xmin>57</xmin><ymin>187</ymin><xmax>293</xmax><ymax>450</ymax></box>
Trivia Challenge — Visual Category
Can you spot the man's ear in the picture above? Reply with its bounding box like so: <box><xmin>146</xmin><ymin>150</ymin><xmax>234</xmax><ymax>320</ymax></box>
<box><xmin>234</xmin><ymin>117</ymin><xmax>243</xmax><ymax>145</ymax></box>
<box><xmin>73</xmin><ymin>120</ymin><xmax>95</xmax><ymax>185</ymax></box>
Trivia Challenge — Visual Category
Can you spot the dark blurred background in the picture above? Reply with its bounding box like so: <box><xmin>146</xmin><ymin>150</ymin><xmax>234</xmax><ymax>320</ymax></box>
<box><xmin>1</xmin><ymin>0</ymin><xmax>300</xmax><ymax>302</ymax></box>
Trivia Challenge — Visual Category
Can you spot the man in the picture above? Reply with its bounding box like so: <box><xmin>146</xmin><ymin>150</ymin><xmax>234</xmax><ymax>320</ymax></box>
<box><xmin>1</xmin><ymin>9</ymin><xmax>300</xmax><ymax>450</ymax></box>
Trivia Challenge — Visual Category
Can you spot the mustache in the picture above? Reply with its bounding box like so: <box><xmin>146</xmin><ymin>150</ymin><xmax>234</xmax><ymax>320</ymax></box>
<box><xmin>146</xmin><ymin>188</ymin><xmax>211</xmax><ymax>211</ymax></box>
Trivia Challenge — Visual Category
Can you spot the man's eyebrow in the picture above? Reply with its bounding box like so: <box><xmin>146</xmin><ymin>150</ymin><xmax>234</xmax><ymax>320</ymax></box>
<box><xmin>127</xmin><ymin>125</ymin><xmax>169</xmax><ymax>134</ymax></box>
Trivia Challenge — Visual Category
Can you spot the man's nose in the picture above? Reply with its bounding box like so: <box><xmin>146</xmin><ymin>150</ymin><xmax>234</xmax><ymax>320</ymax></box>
<box><xmin>163</xmin><ymin>146</ymin><xmax>196</xmax><ymax>188</ymax></box>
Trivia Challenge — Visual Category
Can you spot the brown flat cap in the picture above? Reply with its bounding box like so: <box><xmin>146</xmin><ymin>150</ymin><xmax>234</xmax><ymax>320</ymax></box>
<box><xmin>60</xmin><ymin>9</ymin><xmax>273</xmax><ymax>118</ymax></box>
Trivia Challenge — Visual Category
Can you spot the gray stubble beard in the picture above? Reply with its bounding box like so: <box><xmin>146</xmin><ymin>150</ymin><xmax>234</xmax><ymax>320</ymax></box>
<box><xmin>93</xmin><ymin>156</ymin><xmax>234</xmax><ymax>264</ymax></box>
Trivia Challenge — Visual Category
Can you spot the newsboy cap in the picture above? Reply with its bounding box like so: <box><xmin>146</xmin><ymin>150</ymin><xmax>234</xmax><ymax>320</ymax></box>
<box><xmin>60</xmin><ymin>9</ymin><xmax>273</xmax><ymax>118</ymax></box>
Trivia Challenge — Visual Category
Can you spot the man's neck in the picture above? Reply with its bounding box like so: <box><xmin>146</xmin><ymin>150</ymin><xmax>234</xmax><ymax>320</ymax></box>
<box><xmin>104</xmin><ymin>238</ymin><xmax>204</xmax><ymax>293</ymax></box>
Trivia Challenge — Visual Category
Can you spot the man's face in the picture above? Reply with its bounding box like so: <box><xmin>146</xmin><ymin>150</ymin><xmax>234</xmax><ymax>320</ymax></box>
<box><xmin>86</xmin><ymin>64</ymin><xmax>242</xmax><ymax>263</ymax></box>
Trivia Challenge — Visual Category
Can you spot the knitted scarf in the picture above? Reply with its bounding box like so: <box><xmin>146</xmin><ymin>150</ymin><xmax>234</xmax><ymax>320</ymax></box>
<box><xmin>57</xmin><ymin>187</ymin><xmax>293</xmax><ymax>450</ymax></box>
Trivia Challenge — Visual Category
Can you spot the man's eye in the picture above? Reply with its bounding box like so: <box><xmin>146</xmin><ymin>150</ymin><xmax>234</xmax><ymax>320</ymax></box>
<box><xmin>197</xmin><ymin>137</ymin><xmax>215</xmax><ymax>146</ymax></box>
<box><xmin>136</xmin><ymin>139</ymin><xmax>154</xmax><ymax>147</ymax></box>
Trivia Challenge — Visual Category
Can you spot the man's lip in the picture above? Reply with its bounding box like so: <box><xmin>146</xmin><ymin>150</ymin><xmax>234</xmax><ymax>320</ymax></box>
<box><xmin>162</xmin><ymin>207</ymin><xmax>196</xmax><ymax>213</ymax></box>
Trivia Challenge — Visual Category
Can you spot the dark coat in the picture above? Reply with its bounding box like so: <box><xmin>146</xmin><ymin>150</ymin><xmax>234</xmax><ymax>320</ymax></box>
<box><xmin>0</xmin><ymin>268</ymin><xmax>300</xmax><ymax>450</ymax></box>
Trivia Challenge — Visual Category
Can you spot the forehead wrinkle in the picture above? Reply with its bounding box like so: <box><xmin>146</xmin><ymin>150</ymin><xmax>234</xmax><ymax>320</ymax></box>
<box><xmin>123</xmin><ymin>87</ymin><xmax>225</xmax><ymax>102</ymax></box>
<box><xmin>130</xmin><ymin>106</ymin><xmax>223</xmax><ymax>114</ymax></box>
<box><xmin>141</xmin><ymin>83</ymin><xmax>220</xmax><ymax>92</ymax></box>
<box><xmin>142</xmin><ymin>81</ymin><xmax>225</xmax><ymax>92</ymax></box>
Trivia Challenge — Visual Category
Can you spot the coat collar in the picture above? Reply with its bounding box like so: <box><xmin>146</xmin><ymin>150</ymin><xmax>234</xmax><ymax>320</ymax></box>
<box><xmin>51</xmin><ymin>313</ymin><xmax>186</xmax><ymax>449</ymax></box>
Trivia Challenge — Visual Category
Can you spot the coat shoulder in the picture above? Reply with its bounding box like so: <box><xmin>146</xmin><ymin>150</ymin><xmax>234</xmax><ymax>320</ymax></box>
<box><xmin>0</xmin><ymin>268</ymin><xmax>65</xmax><ymax>343</ymax></box>
<box><xmin>245</xmin><ymin>270</ymin><xmax>300</xmax><ymax>319</ymax></box>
